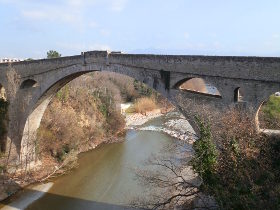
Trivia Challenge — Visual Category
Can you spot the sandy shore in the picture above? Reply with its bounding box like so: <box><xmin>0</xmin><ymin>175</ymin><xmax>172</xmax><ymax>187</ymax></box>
<box><xmin>125</xmin><ymin>108</ymin><xmax>163</xmax><ymax>128</ymax></box>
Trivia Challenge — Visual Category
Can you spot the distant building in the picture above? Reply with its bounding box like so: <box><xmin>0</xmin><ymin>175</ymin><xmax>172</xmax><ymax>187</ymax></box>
<box><xmin>0</xmin><ymin>58</ymin><xmax>23</xmax><ymax>63</ymax></box>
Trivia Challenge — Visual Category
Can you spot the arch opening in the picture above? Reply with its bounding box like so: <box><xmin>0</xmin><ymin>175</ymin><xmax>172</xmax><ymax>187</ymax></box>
<box><xmin>20</xmin><ymin>79</ymin><xmax>38</xmax><ymax>89</ymax></box>
<box><xmin>234</xmin><ymin>87</ymin><xmax>244</xmax><ymax>102</ymax></box>
<box><xmin>0</xmin><ymin>84</ymin><xmax>7</xmax><ymax>101</ymax></box>
<box><xmin>256</xmin><ymin>91</ymin><xmax>280</xmax><ymax>133</ymax></box>
<box><xmin>176</xmin><ymin>78</ymin><xmax>222</xmax><ymax>98</ymax></box>
<box><xmin>20</xmin><ymin>71</ymin><xmax>196</xmax><ymax>167</ymax></box>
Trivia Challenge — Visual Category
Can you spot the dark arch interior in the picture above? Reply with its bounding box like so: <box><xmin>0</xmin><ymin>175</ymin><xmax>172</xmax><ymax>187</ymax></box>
<box><xmin>175</xmin><ymin>77</ymin><xmax>222</xmax><ymax>98</ymax></box>
<box><xmin>20</xmin><ymin>79</ymin><xmax>38</xmax><ymax>89</ymax></box>
<box><xmin>0</xmin><ymin>84</ymin><xmax>6</xmax><ymax>100</ymax></box>
<box><xmin>0</xmin><ymin>83</ymin><xmax>7</xmax><ymax>152</ymax></box>
<box><xmin>234</xmin><ymin>87</ymin><xmax>243</xmax><ymax>102</ymax></box>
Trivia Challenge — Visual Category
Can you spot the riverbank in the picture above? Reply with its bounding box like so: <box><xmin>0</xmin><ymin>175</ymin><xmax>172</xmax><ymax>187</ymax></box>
<box><xmin>1</xmin><ymin>109</ymin><xmax>185</xmax><ymax>209</ymax></box>
<box><xmin>0</xmin><ymin>131</ymin><xmax>125</xmax><ymax>202</ymax></box>
<box><xmin>0</xmin><ymin>107</ymin><xmax>173</xmax><ymax>203</ymax></box>
<box><xmin>1</xmin><ymin>106</ymin><xmax>186</xmax><ymax>207</ymax></box>
<box><xmin>125</xmin><ymin>108</ymin><xmax>163</xmax><ymax>128</ymax></box>
<box><xmin>126</xmin><ymin>109</ymin><xmax>196</xmax><ymax>144</ymax></box>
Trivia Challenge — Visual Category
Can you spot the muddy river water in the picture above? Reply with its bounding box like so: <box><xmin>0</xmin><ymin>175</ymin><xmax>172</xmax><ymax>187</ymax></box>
<box><xmin>1</xmin><ymin>113</ymin><xmax>194</xmax><ymax>210</ymax></box>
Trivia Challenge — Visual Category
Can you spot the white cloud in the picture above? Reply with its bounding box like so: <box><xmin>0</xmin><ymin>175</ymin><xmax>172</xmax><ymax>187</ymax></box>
<box><xmin>213</xmin><ymin>41</ymin><xmax>223</xmax><ymax>49</ymax></box>
<box><xmin>100</xmin><ymin>28</ymin><xmax>111</xmax><ymax>36</ymax></box>
<box><xmin>58</xmin><ymin>42</ymin><xmax>111</xmax><ymax>52</ymax></box>
<box><xmin>88</xmin><ymin>21</ymin><xmax>98</xmax><ymax>28</ymax></box>
<box><xmin>21</xmin><ymin>9</ymin><xmax>79</xmax><ymax>24</ymax></box>
<box><xmin>184</xmin><ymin>32</ymin><xmax>190</xmax><ymax>39</ymax></box>
<box><xmin>110</xmin><ymin>0</ymin><xmax>127</xmax><ymax>12</ymax></box>
<box><xmin>90</xmin><ymin>44</ymin><xmax>111</xmax><ymax>51</ymax></box>
<box><xmin>209</xmin><ymin>32</ymin><xmax>217</xmax><ymax>38</ymax></box>
<box><xmin>18</xmin><ymin>1</ymin><xmax>89</xmax><ymax>33</ymax></box>
<box><xmin>12</xmin><ymin>0</ymin><xmax>127</xmax><ymax>31</ymax></box>
<box><xmin>21</xmin><ymin>10</ymin><xmax>48</xmax><ymax>20</ymax></box>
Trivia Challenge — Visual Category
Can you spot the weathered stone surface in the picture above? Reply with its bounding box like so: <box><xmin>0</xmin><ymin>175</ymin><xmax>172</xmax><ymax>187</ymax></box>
<box><xmin>0</xmin><ymin>51</ymin><xmax>279</xmax><ymax>165</ymax></box>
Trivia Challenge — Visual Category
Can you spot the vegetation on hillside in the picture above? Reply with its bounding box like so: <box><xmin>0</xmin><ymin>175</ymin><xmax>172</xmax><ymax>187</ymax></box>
<box><xmin>36</xmin><ymin>72</ymin><xmax>167</xmax><ymax>169</ymax></box>
<box><xmin>133</xmin><ymin>108</ymin><xmax>280</xmax><ymax>209</ymax></box>
<box><xmin>192</xmin><ymin>109</ymin><xmax>280</xmax><ymax>210</ymax></box>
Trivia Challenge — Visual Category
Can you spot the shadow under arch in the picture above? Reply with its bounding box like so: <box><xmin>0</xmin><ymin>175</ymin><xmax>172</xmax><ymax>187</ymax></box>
<box><xmin>0</xmin><ymin>83</ymin><xmax>8</xmax><ymax>152</ymax></box>
<box><xmin>20</xmin><ymin>79</ymin><xmax>38</xmax><ymax>89</ymax></box>
<box><xmin>0</xmin><ymin>83</ymin><xmax>7</xmax><ymax>100</ymax></box>
<box><xmin>174</xmin><ymin>77</ymin><xmax>222</xmax><ymax>98</ymax></box>
<box><xmin>234</xmin><ymin>87</ymin><xmax>244</xmax><ymax>102</ymax></box>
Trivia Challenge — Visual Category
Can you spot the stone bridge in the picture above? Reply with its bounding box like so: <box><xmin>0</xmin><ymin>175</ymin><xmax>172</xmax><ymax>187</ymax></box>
<box><xmin>0</xmin><ymin>51</ymin><xmax>280</xmax><ymax>167</ymax></box>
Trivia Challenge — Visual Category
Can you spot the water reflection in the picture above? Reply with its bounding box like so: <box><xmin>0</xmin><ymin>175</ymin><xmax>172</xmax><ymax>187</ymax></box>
<box><xmin>2</xmin><ymin>189</ymin><xmax>143</xmax><ymax>210</ymax></box>
<box><xmin>27</xmin><ymin>129</ymin><xmax>175</xmax><ymax>209</ymax></box>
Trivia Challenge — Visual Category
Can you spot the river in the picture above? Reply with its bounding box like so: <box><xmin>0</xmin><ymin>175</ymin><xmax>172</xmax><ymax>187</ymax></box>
<box><xmin>1</xmin><ymin>113</ymin><xmax>194</xmax><ymax>210</ymax></box>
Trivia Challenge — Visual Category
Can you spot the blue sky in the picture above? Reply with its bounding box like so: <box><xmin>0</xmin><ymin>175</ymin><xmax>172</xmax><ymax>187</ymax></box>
<box><xmin>0</xmin><ymin>0</ymin><xmax>280</xmax><ymax>58</ymax></box>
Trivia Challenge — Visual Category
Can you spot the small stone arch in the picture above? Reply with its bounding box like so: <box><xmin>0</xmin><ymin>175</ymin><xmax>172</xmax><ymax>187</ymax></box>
<box><xmin>234</xmin><ymin>87</ymin><xmax>244</xmax><ymax>102</ymax></box>
<box><xmin>0</xmin><ymin>84</ymin><xmax>7</xmax><ymax>100</ymax></box>
<box><xmin>20</xmin><ymin>79</ymin><xmax>38</xmax><ymax>89</ymax></box>
<box><xmin>174</xmin><ymin>77</ymin><xmax>222</xmax><ymax>98</ymax></box>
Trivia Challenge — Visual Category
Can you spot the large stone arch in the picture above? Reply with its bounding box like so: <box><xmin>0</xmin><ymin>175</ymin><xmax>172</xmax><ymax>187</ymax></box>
<box><xmin>19</xmin><ymin>70</ymin><xmax>90</xmax><ymax>165</ymax></box>
<box><xmin>254</xmin><ymin>84</ymin><xmax>280</xmax><ymax>131</ymax></box>
<box><xmin>18</xmin><ymin>66</ymin><xmax>173</xmax><ymax>166</ymax></box>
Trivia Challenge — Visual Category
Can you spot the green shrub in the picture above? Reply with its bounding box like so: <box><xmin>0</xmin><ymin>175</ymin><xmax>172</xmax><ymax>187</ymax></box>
<box><xmin>259</xmin><ymin>95</ymin><xmax>280</xmax><ymax>129</ymax></box>
<box><xmin>191</xmin><ymin>116</ymin><xmax>218</xmax><ymax>184</ymax></box>
<box><xmin>56</xmin><ymin>144</ymin><xmax>71</xmax><ymax>162</ymax></box>
<box><xmin>56</xmin><ymin>84</ymin><xmax>70</xmax><ymax>103</ymax></box>
<box><xmin>0</xmin><ymin>164</ymin><xmax>6</xmax><ymax>173</ymax></box>
<box><xmin>133</xmin><ymin>80</ymin><xmax>153</xmax><ymax>97</ymax></box>
<box><xmin>263</xmin><ymin>95</ymin><xmax>280</xmax><ymax>118</ymax></box>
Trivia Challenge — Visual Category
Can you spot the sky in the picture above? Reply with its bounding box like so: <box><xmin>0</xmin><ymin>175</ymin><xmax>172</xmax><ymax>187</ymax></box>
<box><xmin>0</xmin><ymin>0</ymin><xmax>280</xmax><ymax>58</ymax></box>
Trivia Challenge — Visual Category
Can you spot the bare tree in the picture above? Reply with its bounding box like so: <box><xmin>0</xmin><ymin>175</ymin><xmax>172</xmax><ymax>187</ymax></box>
<box><xmin>130</xmin><ymin>136</ymin><xmax>213</xmax><ymax>210</ymax></box>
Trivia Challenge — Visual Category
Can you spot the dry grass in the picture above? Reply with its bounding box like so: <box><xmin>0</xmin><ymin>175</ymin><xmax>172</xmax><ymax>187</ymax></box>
<box><xmin>133</xmin><ymin>97</ymin><xmax>157</xmax><ymax>114</ymax></box>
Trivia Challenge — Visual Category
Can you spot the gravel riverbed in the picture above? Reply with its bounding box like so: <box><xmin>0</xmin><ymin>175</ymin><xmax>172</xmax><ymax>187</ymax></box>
<box><xmin>125</xmin><ymin>109</ymin><xmax>196</xmax><ymax>144</ymax></box>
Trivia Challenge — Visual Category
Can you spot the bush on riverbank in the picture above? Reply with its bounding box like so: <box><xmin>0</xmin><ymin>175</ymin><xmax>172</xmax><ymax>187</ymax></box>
<box><xmin>192</xmin><ymin>109</ymin><xmax>280</xmax><ymax>209</ymax></box>
<box><xmin>36</xmin><ymin>73</ymin><xmax>126</xmax><ymax>165</ymax></box>
<box><xmin>133</xmin><ymin>97</ymin><xmax>157</xmax><ymax>114</ymax></box>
